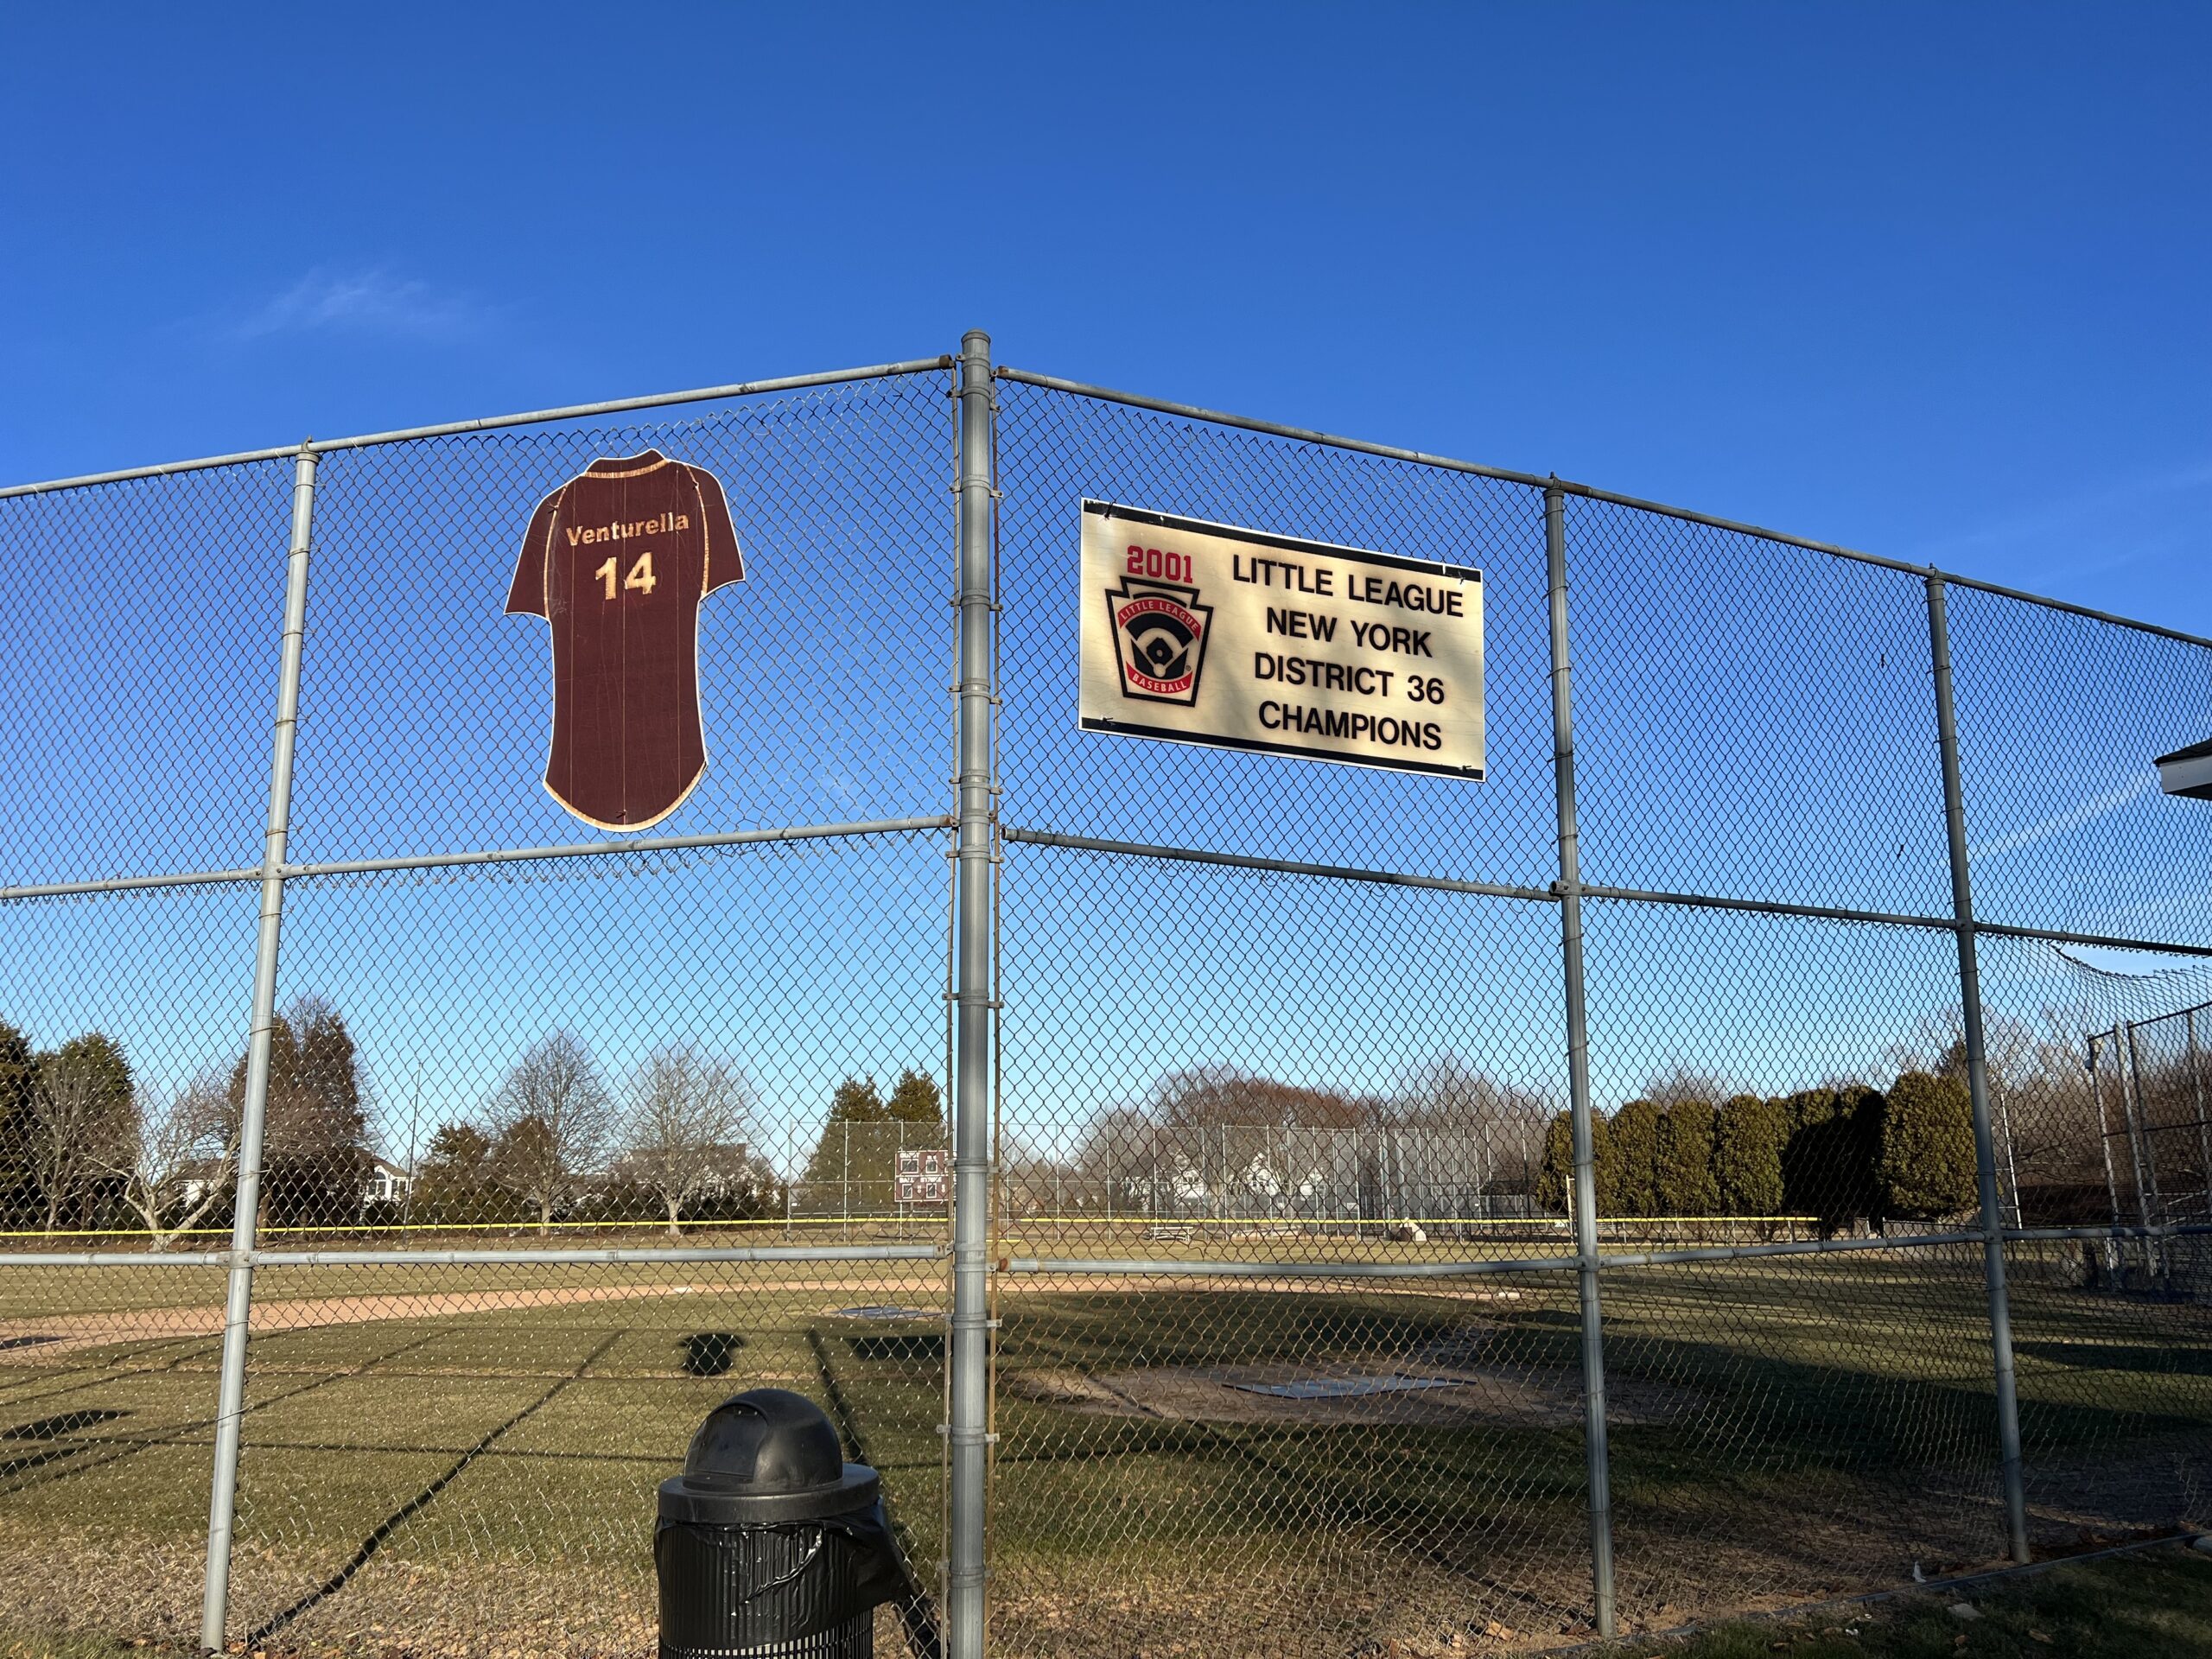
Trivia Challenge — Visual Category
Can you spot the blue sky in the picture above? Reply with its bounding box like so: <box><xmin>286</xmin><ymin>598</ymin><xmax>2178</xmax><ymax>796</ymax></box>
<box><xmin>1</xmin><ymin>4</ymin><xmax>2209</xmax><ymax>1179</ymax></box>
<box><xmin>3</xmin><ymin>3</ymin><xmax>2207</xmax><ymax>632</ymax></box>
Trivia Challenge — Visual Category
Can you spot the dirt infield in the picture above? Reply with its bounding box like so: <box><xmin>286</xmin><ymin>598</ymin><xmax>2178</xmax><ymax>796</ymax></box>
<box><xmin>0</xmin><ymin>1282</ymin><xmax>726</xmax><ymax>1360</ymax></box>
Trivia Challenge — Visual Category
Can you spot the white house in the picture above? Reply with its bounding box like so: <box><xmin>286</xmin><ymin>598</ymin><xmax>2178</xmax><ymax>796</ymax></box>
<box><xmin>362</xmin><ymin>1156</ymin><xmax>413</xmax><ymax>1206</ymax></box>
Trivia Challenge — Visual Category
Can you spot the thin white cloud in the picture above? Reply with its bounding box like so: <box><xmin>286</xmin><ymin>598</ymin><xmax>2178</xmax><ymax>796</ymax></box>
<box><xmin>1906</xmin><ymin>459</ymin><xmax>2212</xmax><ymax>571</ymax></box>
<box><xmin>1968</xmin><ymin>770</ymin><xmax>2158</xmax><ymax>862</ymax></box>
<box><xmin>229</xmin><ymin>267</ymin><xmax>484</xmax><ymax>341</ymax></box>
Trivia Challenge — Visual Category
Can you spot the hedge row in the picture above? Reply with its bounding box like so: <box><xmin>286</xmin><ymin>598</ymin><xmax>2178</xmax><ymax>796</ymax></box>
<box><xmin>1535</xmin><ymin>1071</ymin><xmax>1979</xmax><ymax>1227</ymax></box>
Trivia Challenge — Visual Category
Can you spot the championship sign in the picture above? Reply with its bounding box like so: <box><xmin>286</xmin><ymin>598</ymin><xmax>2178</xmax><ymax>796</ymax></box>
<box><xmin>896</xmin><ymin>1148</ymin><xmax>949</xmax><ymax>1205</ymax></box>
<box><xmin>1079</xmin><ymin>501</ymin><xmax>1484</xmax><ymax>779</ymax></box>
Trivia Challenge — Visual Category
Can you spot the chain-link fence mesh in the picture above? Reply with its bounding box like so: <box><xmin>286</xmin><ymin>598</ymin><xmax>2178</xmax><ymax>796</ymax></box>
<box><xmin>1560</xmin><ymin>496</ymin><xmax>1953</xmax><ymax>917</ymax></box>
<box><xmin>0</xmin><ymin>367</ymin><xmax>964</xmax><ymax>1656</ymax></box>
<box><xmin>989</xmin><ymin>1268</ymin><xmax>1592</xmax><ymax>1657</ymax></box>
<box><xmin>1948</xmin><ymin>586</ymin><xmax>2212</xmax><ymax>950</ymax></box>
<box><xmin>226</xmin><ymin>1258</ymin><xmax>950</xmax><ymax>1657</ymax></box>
<box><xmin>0</xmin><ymin>1262</ymin><xmax>227</xmax><ymax>1644</ymax></box>
<box><xmin>1</xmin><ymin>352</ymin><xmax>2209</xmax><ymax>1656</ymax></box>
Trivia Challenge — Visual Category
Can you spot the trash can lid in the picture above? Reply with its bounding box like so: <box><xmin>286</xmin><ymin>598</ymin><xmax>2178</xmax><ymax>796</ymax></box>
<box><xmin>658</xmin><ymin>1388</ymin><xmax>881</xmax><ymax>1523</ymax></box>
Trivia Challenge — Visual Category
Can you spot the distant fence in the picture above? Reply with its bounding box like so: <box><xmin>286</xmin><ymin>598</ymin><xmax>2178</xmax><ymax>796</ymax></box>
<box><xmin>0</xmin><ymin>334</ymin><xmax>2208</xmax><ymax>1657</ymax></box>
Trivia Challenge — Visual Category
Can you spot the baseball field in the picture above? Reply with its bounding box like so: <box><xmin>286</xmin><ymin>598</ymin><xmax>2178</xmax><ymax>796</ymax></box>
<box><xmin>0</xmin><ymin>1237</ymin><xmax>2204</xmax><ymax>1657</ymax></box>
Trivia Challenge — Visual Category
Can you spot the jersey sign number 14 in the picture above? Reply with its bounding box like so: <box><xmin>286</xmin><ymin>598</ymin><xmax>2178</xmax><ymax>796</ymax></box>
<box><xmin>505</xmin><ymin>450</ymin><xmax>745</xmax><ymax>831</ymax></box>
<box><xmin>593</xmin><ymin>551</ymin><xmax>658</xmax><ymax>600</ymax></box>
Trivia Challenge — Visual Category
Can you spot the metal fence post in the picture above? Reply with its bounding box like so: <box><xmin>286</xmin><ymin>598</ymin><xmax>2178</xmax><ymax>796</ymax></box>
<box><xmin>948</xmin><ymin>329</ymin><xmax>997</xmax><ymax>1659</ymax></box>
<box><xmin>2190</xmin><ymin>1009</ymin><xmax>2211</xmax><ymax>1217</ymax></box>
<box><xmin>1544</xmin><ymin>484</ymin><xmax>1616</xmax><ymax>1637</ymax></box>
<box><xmin>1923</xmin><ymin>574</ymin><xmax>2031</xmax><ymax>1566</ymax></box>
<box><xmin>200</xmin><ymin>444</ymin><xmax>317</xmax><ymax>1651</ymax></box>
<box><xmin>2120</xmin><ymin>1025</ymin><xmax>2164</xmax><ymax>1226</ymax></box>
<box><xmin>2120</xmin><ymin>1024</ymin><xmax>2166</xmax><ymax>1277</ymax></box>
<box><xmin>2088</xmin><ymin>1036</ymin><xmax>2124</xmax><ymax>1229</ymax></box>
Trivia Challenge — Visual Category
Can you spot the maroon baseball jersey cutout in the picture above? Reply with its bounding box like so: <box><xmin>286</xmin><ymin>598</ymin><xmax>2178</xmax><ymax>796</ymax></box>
<box><xmin>506</xmin><ymin>450</ymin><xmax>744</xmax><ymax>830</ymax></box>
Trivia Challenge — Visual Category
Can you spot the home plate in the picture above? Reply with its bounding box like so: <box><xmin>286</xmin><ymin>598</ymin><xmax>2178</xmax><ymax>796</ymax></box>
<box><xmin>1230</xmin><ymin>1374</ymin><xmax>1462</xmax><ymax>1399</ymax></box>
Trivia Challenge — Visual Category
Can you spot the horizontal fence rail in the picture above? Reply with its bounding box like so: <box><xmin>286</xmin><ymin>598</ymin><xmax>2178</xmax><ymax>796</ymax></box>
<box><xmin>0</xmin><ymin>358</ymin><xmax>957</xmax><ymax>498</ymax></box>
<box><xmin>0</xmin><ymin>1245</ymin><xmax>947</xmax><ymax>1268</ymax></box>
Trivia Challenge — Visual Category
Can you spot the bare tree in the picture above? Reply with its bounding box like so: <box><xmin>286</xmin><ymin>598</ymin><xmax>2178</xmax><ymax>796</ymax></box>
<box><xmin>1075</xmin><ymin>1067</ymin><xmax>1377</xmax><ymax>1221</ymax></box>
<box><xmin>29</xmin><ymin>1035</ymin><xmax>134</xmax><ymax>1233</ymax></box>
<box><xmin>1387</xmin><ymin>1055</ymin><xmax>1554</xmax><ymax>1212</ymax></box>
<box><xmin>100</xmin><ymin>1071</ymin><xmax>241</xmax><ymax>1250</ymax></box>
<box><xmin>1637</xmin><ymin>1062</ymin><xmax>1732</xmax><ymax>1107</ymax></box>
<box><xmin>486</xmin><ymin>1031</ymin><xmax>616</xmax><ymax>1236</ymax></box>
<box><xmin>1889</xmin><ymin>1001</ymin><xmax>2116</xmax><ymax>1208</ymax></box>
<box><xmin>622</xmin><ymin>1046</ymin><xmax>753</xmax><ymax>1237</ymax></box>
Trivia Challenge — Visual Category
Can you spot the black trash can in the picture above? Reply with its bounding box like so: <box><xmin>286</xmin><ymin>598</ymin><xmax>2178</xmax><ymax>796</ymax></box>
<box><xmin>657</xmin><ymin>1388</ymin><xmax>906</xmax><ymax>1658</ymax></box>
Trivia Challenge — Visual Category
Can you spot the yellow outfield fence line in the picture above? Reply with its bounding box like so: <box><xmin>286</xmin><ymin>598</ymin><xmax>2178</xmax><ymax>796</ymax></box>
<box><xmin>0</xmin><ymin>1215</ymin><xmax>950</xmax><ymax>1241</ymax></box>
<box><xmin>0</xmin><ymin>1212</ymin><xmax>1821</xmax><ymax>1241</ymax></box>
<box><xmin>1000</xmin><ymin>1214</ymin><xmax>1820</xmax><ymax>1228</ymax></box>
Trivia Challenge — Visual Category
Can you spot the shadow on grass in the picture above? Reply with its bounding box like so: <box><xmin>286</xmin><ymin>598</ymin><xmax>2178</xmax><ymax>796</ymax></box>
<box><xmin>0</xmin><ymin>1328</ymin><xmax>451</xmax><ymax>1501</ymax></box>
<box><xmin>847</xmin><ymin>1333</ymin><xmax>943</xmax><ymax>1364</ymax></box>
<box><xmin>805</xmin><ymin>1326</ymin><xmax>942</xmax><ymax>1659</ymax></box>
<box><xmin>241</xmin><ymin>1329</ymin><xmax>624</xmax><ymax>1649</ymax></box>
<box><xmin>677</xmin><ymin>1331</ymin><xmax>747</xmax><ymax>1376</ymax></box>
<box><xmin>974</xmin><ymin>1289</ymin><xmax>2209</xmax><ymax>1634</ymax></box>
<box><xmin>2</xmin><ymin>1410</ymin><xmax>128</xmax><ymax>1442</ymax></box>
<box><xmin>2015</xmin><ymin>1339</ymin><xmax>2212</xmax><ymax>1376</ymax></box>
<box><xmin>0</xmin><ymin>1332</ymin><xmax>224</xmax><ymax>1414</ymax></box>
<box><xmin>0</xmin><ymin>1411</ymin><xmax>131</xmax><ymax>1481</ymax></box>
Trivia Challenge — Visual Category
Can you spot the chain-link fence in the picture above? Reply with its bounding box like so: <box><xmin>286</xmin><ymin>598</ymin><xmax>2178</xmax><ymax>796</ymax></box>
<box><xmin>1</xmin><ymin>336</ymin><xmax>2208</xmax><ymax>1656</ymax></box>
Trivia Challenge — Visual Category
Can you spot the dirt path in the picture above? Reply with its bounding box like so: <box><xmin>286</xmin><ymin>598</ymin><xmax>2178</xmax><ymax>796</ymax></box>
<box><xmin>0</xmin><ymin>1283</ymin><xmax>727</xmax><ymax>1360</ymax></box>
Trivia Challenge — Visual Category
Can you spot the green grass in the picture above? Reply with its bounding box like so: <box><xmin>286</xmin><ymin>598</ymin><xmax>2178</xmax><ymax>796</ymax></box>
<box><xmin>1637</xmin><ymin>1545</ymin><xmax>2212</xmax><ymax>1658</ymax></box>
<box><xmin>0</xmin><ymin>1249</ymin><xmax>2203</xmax><ymax>1656</ymax></box>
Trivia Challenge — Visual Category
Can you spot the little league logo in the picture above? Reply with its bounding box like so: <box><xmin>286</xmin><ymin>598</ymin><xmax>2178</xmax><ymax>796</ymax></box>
<box><xmin>1105</xmin><ymin>575</ymin><xmax>1214</xmax><ymax>704</ymax></box>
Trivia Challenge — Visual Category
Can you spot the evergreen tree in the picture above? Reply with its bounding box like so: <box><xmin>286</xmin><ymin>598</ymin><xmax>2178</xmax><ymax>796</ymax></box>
<box><xmin>886</xmin><ymin>1068</ymin><xmax>945</xmax><ymax>1128</ymax></box>
<box><xmin>1655</xmin><ymin>1099</ymin><xmax>1720</xmax><ymax>1217</ymax></box>
<box><xmin>799</xmin><ymin>1076</ymin><xmax>895</xmax><ymax>1210</ymax></box>
<box><xmin>1536</xmin><ymin>1109</ymin><xmax>1612</xmax><ymax>1218</ymax></box>
<box><xmin>1592</xmin><ymin>1108</ymin><xmax>1621</xmax><ymax>1216</ymax></box>
<box><xmin>1535</xmin><ymin>1110</ymin><xmax>1574</xmax><ymax>1214</ymax></box>
<box><xmin>413</xmin><ymin>1123</ymin><xmax>524</xmax><ymax>1225</ymax></box>
<box><xmin>1607</xmin><ymin>1099</ymin><xmax>1663</xmax><ymax>1218</ymax></box>
<box><xmin>1879</xmin><ymin>1071</ymin><xmax>1978</xmax><ymax>1219</ymax></box>
<box><xmin>831</xmin><ymin>1077</ymin><xmax>887</xmax><ymax>1127</ymax></box>
<box><xmin>0</xmin><ymin>1020</ymin><xmax>36</xmax><ymax>1225</ymax></box>
<box><xmin>1783</xmin><ymin>1086</ymin><xmax>1885</xmax><ymax>1235</ymax></box>
<box><xmin>228</xmin><ymin>998</ymin><xmax>371</xmax><ymax>1227</ymax></box>
<box><xmin>1713</xmin><ymin>1094</ymin><xmax>1788</xmax><ymax>1216</ymax></box>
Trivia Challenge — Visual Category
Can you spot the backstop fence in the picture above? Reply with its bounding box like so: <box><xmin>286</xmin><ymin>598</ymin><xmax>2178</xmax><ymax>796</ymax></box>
<box><xmin>0</xmin><ymin>334</ymin><xmax>2207</xmax><ymax>1657</ymax></box>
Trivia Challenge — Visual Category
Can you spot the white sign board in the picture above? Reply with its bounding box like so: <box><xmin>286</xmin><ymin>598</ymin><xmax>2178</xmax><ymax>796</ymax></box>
<box><xmin>1078</xmin><ymin>501</ymin><xmax>1484</xmax><ymax>779</ymax></box>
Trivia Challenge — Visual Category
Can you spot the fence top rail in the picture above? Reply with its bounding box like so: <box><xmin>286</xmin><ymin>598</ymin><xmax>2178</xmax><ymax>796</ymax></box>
<box><xmin>0</xmin><ymin>355</ymin><xmax>955</xmax><ymax>499</ymax></box>
<box><xmin>2107</xmin><ymin>997</ymin><xmax>2212</xmax><ymax>1033</ymax></box>
<box><xmin>7</xmin><ymin>346</ymin><xmax>2204</xmax><ymax>653</ymax></box>
<box><xmin>0</xmin><ymin>1244</ymin><xmax>946</xmax><ymax>1268</ymax></box>
<box><xmin>997</xmin><ymin>364</ymin><xmax>2212</xmax><ymax>655</ymax></box>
